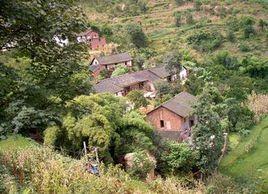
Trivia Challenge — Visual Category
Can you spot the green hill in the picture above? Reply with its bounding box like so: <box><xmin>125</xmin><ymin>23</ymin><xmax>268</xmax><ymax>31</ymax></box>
<box><xmin>79</xmin><ymin>0</ymin><xmax>268</xmax><ymax>62</ymax></box>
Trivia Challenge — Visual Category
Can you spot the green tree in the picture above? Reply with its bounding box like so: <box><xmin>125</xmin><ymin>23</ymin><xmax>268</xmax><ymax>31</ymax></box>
<box><xmin>160</xmin><ymin>142</ymin><xmax>198</xmax><ymax>175</ymax></box>
<box><xmin>44</xmin><ymin>93</ymin><xmax>154</xmax><ymax>161</ymax></box>
<box><xmin>192</xmin><ymin>85</ymin><xmax>224</xmax><ymax>175</ymax></box>
<box><xmin>240</xmin><ymin>17</ymin><xmax>256</xmax><ymax>38</ymax></box>
<box><xmin>126</xmin><ymin>24</ymin><xmax>148</xmax><ymax>48</ymax></box>
<box><xmin>126</xmin><ymin>90</ymin><xmax>149</xmax><ymax>109</ymax></box>
<box><xmin>0</xmin><ymin>0</ymin><xmax>90</xmax><ymax>102</ymax></box>
<box><xmin>134</xmin><ymin>56</ymin><xmax>145</xmax><ymax>70</ymax></box>
<box><xmin>163</xmin><ymin>51</ymin><xmax>182</xmax><ymax>75</ymax></box>
<box><xmin>111</xmin><ymin>65</ymin><xmax>129</xmax><ymax>77</ymax></box>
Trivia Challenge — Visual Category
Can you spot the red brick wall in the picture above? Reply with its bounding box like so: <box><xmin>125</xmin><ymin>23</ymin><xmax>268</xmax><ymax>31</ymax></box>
<box><xmin>147</xmin><ymin>107</ymin><xmax>184</xmax><ymax>131</ymax></box>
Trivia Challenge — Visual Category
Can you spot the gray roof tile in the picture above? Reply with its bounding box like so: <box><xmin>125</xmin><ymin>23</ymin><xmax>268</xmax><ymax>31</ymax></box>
<box><xmin>96</xmin><ymin>53</ymin><xmax>132</xmax><ymax>65</ymax></box>
<box><xmin>149</xmin><ymin>92</ymin><xmax>197</xmax><ymax>118</ymax></box>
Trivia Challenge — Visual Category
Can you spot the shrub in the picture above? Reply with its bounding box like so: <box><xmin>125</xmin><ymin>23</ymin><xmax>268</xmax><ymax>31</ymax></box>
<box><xmin>212</xmin><ymin>51</ymin><xmax>239</xmax><ymax>70</ymax></box>
<box><xmin>174</xmin><ymin>11</ymin><xmax>182</xmax><ymax>27</ymax></box>
<box><xmin>126</xmin><ymin>90</ymin><xmax>149</xmax><ymax>109</ymax></box>
<box><xmin>126</xmin><ymin>24</ymin><xmax>148</xmax><ymax>48</ymax></box>
<box><xmin>127</xmin><ymin>151</ymin><xmax>155</xmax><ymax>179</ymax></box>
<box><xmin>111</xmin><ymin>65</ymin><xmax>129</xmax><ymax>77</ymax></box>
<box><xmin>185</xmin><ymin>11</ymin><xmax>194</xmax><ymax>24</ymax></box>
<box><xmin>239</xmin><ymin>43</ymin><xmax>251</xmax><ymax>52</ymax></box>
<box><xmin>226</xmin><ymin>30</ymin><xmax>236</xmax><ymax>42</ymax></box>
<box><xmin>194</xmin><ymin>0</ymin><xmax>202</xmax><ymax>11</ymax></box>
<box><xmin>226</xmin><ymin>16</ymin><xmax>240</xmax><ymax>31</ymax></box>
<box><xmin>159</xmin><ymin>142</ymin><xmax>198</xmax><ymax>175</ymax></box>
<box><xmin>187</xmin><ymin>30</ymin><xmax>223</xmax><ymax>52</ymax></box>
<box><xmin>240</xmin><ymin>16</ymin><xmax>256</xmax><ymax>38</ymax></box>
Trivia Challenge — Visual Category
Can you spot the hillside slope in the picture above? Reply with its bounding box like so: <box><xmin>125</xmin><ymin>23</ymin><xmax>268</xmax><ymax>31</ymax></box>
<box><xmin>80</xmin><ymin>0</ymin><xmax>268</xmax><ymax>62</ymax></box>
<box><xmin>220</xmin><ymin>117</ymin><xmax>268</xmax><ymax>192</ymax></box>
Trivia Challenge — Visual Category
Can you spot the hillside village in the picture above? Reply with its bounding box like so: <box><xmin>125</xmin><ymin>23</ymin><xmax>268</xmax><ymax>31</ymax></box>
<box><xmin>0</xmin><ymin>0</ymin><xmax>268</xmax><ymax>193</ymax></box>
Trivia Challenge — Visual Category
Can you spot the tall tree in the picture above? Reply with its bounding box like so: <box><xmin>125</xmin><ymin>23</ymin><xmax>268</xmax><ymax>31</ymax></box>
<box><xmin>0</xmin><ymin>0</ymin><xmax>90</xmax><ymax>102</ymax></box>
<box><xmin>126</xmin><ymin>24</ymin><xmax>147</xmax><ymax>48</ymax></box>
<box><xmin>163</xmin><ymin>51</ymin><xmax>182</xmax><ymax>75</ymax></box>
<box><xmin>191</xmin><ymin>85</ymin><xmax>224</xmax><ymax>176</ymax></box>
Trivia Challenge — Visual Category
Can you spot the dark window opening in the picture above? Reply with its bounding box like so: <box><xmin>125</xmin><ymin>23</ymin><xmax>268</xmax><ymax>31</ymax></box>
<box><xmin>190</xmin><ymin>120</ymin><xmax>194</xmax><ymax>127</ymax></box>
<box><xmin>160</xmin><ymin>120</ymin><xmax>165</xmax><ymax>128</ymax></box>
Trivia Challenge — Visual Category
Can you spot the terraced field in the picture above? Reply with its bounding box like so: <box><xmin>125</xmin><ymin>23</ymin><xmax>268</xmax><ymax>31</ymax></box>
<box><xmin>80</xmin><ymin>0</ymin><xmax>268</xmax><ymax>61</ymax></box>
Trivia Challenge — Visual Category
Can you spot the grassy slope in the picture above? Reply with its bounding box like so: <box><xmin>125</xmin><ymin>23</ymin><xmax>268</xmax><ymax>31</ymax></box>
<box><xmin>81</xmin><ymin>0</ymin><xmax>268</xmax><ymax>61</ymax></box>
<box><xmin>0</xmin><ymin>135</ymin><xmax>38</xmax><ymax>152</ymax></box>
<box><xmin>220</xmin><ymin>117</ymin><xmax>268</xmax><ymax>191</ymax></box>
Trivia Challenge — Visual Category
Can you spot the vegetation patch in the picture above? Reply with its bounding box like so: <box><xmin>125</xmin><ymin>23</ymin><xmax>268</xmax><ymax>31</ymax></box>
<box><xmin>220</xmin><ymin>117</ymin><xmax>268</xmax><ymax>192</ymax></box>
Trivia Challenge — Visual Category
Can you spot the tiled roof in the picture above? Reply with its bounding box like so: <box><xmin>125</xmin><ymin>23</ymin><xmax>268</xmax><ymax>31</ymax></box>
<box><xmin>148</xmin><ymin>66</ymin><xmax>171</xmax><ymax>78</ymax></box>
<box><xmin>148</xmin><ymin>92</ymin><xmax>197</xmax><ymax>118</ymax></box>
<box><xmin>95</xmin><ymin>53</ymin><xmax>132</xmax><ymax>65</ymax></box>
<box><xmin>89</xmin><ymin>64</ymin><xmax>100</xmax><ymax>72</ymax></box>
<box><xmin>94</xmin><ymin>79</ymin><xmax>123</xmax><ymax>93</ymax></box>
<box><xmin>94</xmin><ymin>70</ymin><xmax>160</xmax><ymax>93</ymax></box>
<box><xmin>77</xmin><ymin>29</ymin><xmax>94</xmax><ymax>37</ymax></box>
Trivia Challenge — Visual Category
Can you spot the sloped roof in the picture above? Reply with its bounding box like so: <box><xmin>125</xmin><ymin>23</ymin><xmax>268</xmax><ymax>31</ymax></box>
<box><xmin>148</xmin><ymin>66</ymin><xmax>171</xmax><ymax>78</ymax></box>
<box><xmin>77</xmin><ymin>29</ymin><xmax>94</xmax><ymax>37</ymax></box>
<box><xmin>94</xmin><ymin>79</ymin><xmax>123</xmax><ymax>93</ymax></box>
<box><xmin>95</xmin><ymin>53</ymin><xmax>132</xmax><ymax>65</ymax></box>
<box><xmin>89</xmin><ymin>64</ymin><xmax>100</xmax><ymax>72</ymax></box>
<box><xmin>94</xmin><ymin>70</ymin><xmax>160</xmax><ymax>93</ymax></box>
<box><xmin>148</xmin><ymin>92</ymin><xmax>197</xmax><ymax>118</ymax></box>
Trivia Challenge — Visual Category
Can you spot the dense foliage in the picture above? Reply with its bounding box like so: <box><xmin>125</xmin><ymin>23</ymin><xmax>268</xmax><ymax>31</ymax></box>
<box><xmin>0</xmin><ymin>0</ymin><xmax>91</xmax><ymax>136</ymax></box>
<box><xmin>44</xmin><ymin>93</ymin><xmax>154</xmax><ymax>162</ymax></box>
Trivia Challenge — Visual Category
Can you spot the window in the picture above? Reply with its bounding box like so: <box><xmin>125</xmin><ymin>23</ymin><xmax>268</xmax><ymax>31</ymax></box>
<box><xmin>190</xmin><ymin>120</ymin><xmax>194</xmax><ymax>127</ymax></box>
<box><xmin>160</xmin><ymin>120</ymin><xmax>165</xmax><ymax>128</ymax></box>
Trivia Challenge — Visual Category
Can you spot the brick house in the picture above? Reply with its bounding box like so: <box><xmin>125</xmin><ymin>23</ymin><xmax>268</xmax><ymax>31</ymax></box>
<box><xmin>77</xmin><ymin>30</ymin><xmax>106</xmax><ymax>50</ymax></box>
<box><xmin>147</xmin><ymin>92</ymin><xmax>197</xmax><ymax>141</ymax></box>
<box><xmin>93</xmin><ymin>66</ymin><xmax>184</xmax><ymax>97</ymax></box>
<box><xmin>89</xmin><ymin>53</ymin><xmax>133</xmax><ymax>78</ymax></box>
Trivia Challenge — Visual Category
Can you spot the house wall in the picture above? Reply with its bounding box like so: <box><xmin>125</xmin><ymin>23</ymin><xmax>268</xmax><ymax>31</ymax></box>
<box><xmin>179</xmin><ymin>67</ymin><xmax>188</xmax><ymax>80</ymax></box>
<box><xmin>147</xmin><ymin>107</ymin><xmax>185</xmax><ymax>131</ymax></box>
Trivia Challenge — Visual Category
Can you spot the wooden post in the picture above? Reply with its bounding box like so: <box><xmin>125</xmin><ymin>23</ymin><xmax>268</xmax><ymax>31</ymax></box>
<box><xmin>83</xmin><ymin>141</ymin><xmax>87</xmax><ymax>156</ymax></box>
<box><xmin>95</xmin><ymin>147</ymin><xmax>99</xmax><ymax>164</ymax></box>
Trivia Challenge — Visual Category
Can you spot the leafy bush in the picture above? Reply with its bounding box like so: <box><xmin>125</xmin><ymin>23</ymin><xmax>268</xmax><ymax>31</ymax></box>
<box><xmin>159</xmin><ymin>142</ymin><xmax>198</xmax><ymax>175</ymax></box>
<box><xmin>187</xmin><ymin>30</ymin><xmax>223</xmax><ymax>52</ymax></box>
<box><xmin>226</xmin><ymin>30</ymin><xmax>236</xmax><ymax>42</ymax></box>
<box><xmin>127</xmin><ymin>151</ymin><xmax>155</xmax><ymax>179</ymax></box>
<box><xmin>111</xmin><ymin>65</ymin><xmax>129</xmax><ymax>77</ymax></box>
<box><xmin>185</xmin><ymin>11</ymin><xmax>194</xmax><ymax>24</ymax></box>
<box><xmin>240</xmin><ymin>16</ymin><xmax>256</xmax><ymax>38</ymax></box>
<box><xmin>239</xmin><ymin>43</ymin><xmax>251</xmax><ymax>52</ymax></box>
<box><xmin>126</xmin><ymin>90</ymin><xmax>149</xmax><ymax>109</ymax></box>
<box><xmin>212</xmin><ymin>51</ymin><xmax>240</xmax><ymax>70</ymax></box>
<box><xmin>174</xmin><ymin>11</ymin><xmax>182</xmax><ymax>27</ymax></box>
<box><xmin>194</xmin><ymin>0</ymin><xmax>202</xmax><ymax>11</ymax></box>
<box><xmin>126</xmin><ymin>24</ymin><xmax>148</xmax><ymax>48</ymax></box>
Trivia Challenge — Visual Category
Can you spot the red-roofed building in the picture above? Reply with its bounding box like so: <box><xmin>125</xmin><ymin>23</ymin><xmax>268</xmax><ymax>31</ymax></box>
<box><xmin>77</xmin><ymin>30</ymin><xmax>106</xmax><ymax>50</ymax></box>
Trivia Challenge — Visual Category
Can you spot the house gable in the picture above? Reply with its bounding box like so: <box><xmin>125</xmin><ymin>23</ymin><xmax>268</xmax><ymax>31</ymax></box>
<box><xmin>147</xmin><ymin>106</ymin><xmax>184</xmax><ymax>131</ymax></box>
